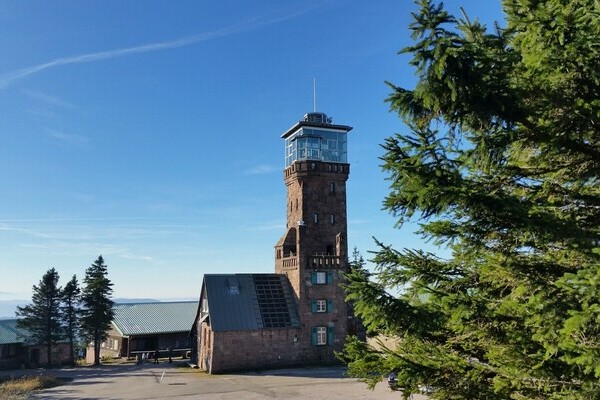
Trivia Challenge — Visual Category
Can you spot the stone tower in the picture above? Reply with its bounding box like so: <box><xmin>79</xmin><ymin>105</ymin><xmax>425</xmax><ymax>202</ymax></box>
<box><xmin>275</xmin><ymin>112</ymin><xmax>352</xmax><ymax>362</ymax></box>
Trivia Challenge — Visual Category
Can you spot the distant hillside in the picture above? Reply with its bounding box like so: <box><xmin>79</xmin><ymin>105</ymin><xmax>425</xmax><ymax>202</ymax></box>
<box><xmin>0</xmin><ymin>297</ymin><xmax>196</xmax><ymax>319</ymax></box>
<box><xmin>113</xmin><ymin>298</ymin><xmax>160</xmax><ymax>304</ymax></box>
<box><xmin>0</xmin><ymin>300</ymin><xmax>27</xmax><ymax>319</ymax></box>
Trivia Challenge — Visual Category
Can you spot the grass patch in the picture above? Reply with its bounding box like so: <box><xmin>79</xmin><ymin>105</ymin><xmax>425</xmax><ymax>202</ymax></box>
<box><xmin>0</xmin><ymin>375</ymin><xmax>68</xmax><ymax>400</ymax></box>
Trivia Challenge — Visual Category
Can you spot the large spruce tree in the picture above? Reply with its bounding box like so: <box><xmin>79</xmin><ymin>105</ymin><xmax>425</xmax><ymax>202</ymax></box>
<box><xmin>341</xmin><ymin>1</ymin><xmax>600</xmax><ymax>399</ymax></box>
<box><xmin>16</xmin><ymin>268</ymin><xmax>63</xmax><ymax>367</ymax></box>
<box><xmin>80</xmin><ymin>255</ymin><xmax>115</xmax><ymax>365</ymax></box>
<box><xmin>61</xmin><ymin>274</ymin><xmax>81</xmax><ymax>366</ymax></box>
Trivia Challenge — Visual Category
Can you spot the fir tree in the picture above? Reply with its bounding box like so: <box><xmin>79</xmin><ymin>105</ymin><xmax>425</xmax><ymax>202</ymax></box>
<box><xmin>342</xmin><ymin>1</ymin><xmax>600</xmax><ymax>399</ymax></box>
<box><xmin>80</xmin><ymin>256</ymin><xmax>115</xmax><ymax>365</ymax></box>
<box><xmin>16</xmin><ymin>268</ymin><xmax>63</xmax><ymax>367</ymax></box>
<box><xmin>61</xmin><ymin>274</ymin><xmax>81</xmax><ymax>366</ymax></box>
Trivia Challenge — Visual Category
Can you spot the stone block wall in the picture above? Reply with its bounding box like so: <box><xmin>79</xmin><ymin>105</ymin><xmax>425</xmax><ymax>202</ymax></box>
<box><xmin>210</xmin><ymin>328</ymin><xmax>303</xmax><ymax>373</ymax></box>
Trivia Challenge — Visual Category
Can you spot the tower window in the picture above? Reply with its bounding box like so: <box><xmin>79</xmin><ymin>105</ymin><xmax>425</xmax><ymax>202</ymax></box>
<box><xmin>314</xmin><ymin>271</ymin><xmax>326</xmax><ymax>284</ymax></box>
<box><xmin>315</xmin><ymin>326</ymin><xmax>327</xmax><ymax>345</ymax></box>
<box><xmin>311</xmin><ymin>299</ymin><xmax>334</xmax><ymax>314</ymax></box>
<box><xmin>316</xmin><ymin>299</ymin><xmax>327</xmax><ymax>313</ymax></box>
<box><xmin>311</xmin><ymin>326</ymin><xmax>334</xmax><ymax>346</ymax></box>
<box><xmin>311</xmin><ymin>271</ymin><xmax>334</xmax><ymax>284</ymax></box>
<box><xmin>329</xmin><ymin>182</ymin><xmax>335</xmax><ymax>193</ymax></box>
<box><xmin>313</xmin><ymin>213</ymin><xmax>318</xmax><ymax>224</ymax></box>
<box><xmin>330</xmin><ymin>214</ymin><xmax>335</xmax><ymax>224</ymax></box>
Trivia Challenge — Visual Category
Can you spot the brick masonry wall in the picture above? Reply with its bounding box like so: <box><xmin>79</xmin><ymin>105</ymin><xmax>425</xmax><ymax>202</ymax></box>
<box><xmin>29</xmin><ymin>343</ymin><xmax>71</xmax><ymax>367</ymax></box>
<box><xmin>205</xmin><ymin>158</ymin><xmax>353</xmax><ymax>374</ymax></box>
<box><xmin>203</xmin><ymin>320</ymin><xmax>345</xmax><ymax>374</ymax></box>
<box><xmin>274</xmin><ymin>160</ymin><xmax>351</xmax><ymax>365</ymax></box>
<box><xmin>210</xmin><ymin>328</ymin><xmax>305</xmax><ymax>373</ymax></box>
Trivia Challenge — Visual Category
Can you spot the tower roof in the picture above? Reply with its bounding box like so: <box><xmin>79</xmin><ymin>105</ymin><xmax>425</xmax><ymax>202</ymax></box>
<box><xmin>281</xmin><ymin>112</ymin><xmax>352</xmax><ymax>139</ymax></box>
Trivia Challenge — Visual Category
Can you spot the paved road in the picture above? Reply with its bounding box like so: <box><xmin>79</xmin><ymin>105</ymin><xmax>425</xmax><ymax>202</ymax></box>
<box><xmin>21</xmin><ymin>361</ymin><xmax>427</xmax><ymax>400</ymax></box>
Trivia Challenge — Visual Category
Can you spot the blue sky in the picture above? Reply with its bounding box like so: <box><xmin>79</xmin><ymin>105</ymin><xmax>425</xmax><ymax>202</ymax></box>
<box><xmin>0</xmin><ymin>0</ymin><xmax>504</xmax><ymax>302</ymax></box>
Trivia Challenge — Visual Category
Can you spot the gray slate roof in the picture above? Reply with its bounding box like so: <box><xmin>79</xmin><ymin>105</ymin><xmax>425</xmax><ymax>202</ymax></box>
<box><xmin>112</xmin><ymin>301</ymin><xmax>198</xmax><ymax>336</ymax></box>
<box><xmin>202</xmin><ymin>273</ymin><xmax>299</xmax><ymax>332</ymax></box>
<box><xmin>0</xmin><ymin>319</ymin><xmax>27</xmax><ymax>344</ymax></box>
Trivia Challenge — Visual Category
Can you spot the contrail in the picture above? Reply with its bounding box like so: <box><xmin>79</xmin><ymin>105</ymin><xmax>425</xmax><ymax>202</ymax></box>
<box><xmin>0</xmin><ymin>217</ymin><xmax>163</xmax><ymax>223</ymax></box>
<box><xmin>0</xmin><ymin>4</ymin><xmax>322</xmax><ymax>89</ymax></box>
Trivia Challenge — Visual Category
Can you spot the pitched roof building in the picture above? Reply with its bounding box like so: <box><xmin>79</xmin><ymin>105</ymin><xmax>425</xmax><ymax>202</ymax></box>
<box><xmin>0</xmin><ymin>319</ymin><xmax>71</xmax><ymax>369</ymax></box>
<box><xmin>87</xmin><ymin>301</ymin><xmax>198</xmax><ymax>363</ymax></box>
<box><xmin>192</xmin><ymin>112</ymin><xmax>362</xmax><ymax>373</ymax></box>
<box><xmin>198</xmin><ymin>274</ymin><xmax>299</xmax><ymax>332</ymax></box>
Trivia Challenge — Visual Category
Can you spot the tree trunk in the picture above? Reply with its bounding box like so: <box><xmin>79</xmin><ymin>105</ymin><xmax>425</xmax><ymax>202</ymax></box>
<box><xmin>47</xmin><ymin>342</ymin><xmax>52</xmax><ymax>368</ymax></box>
<box><xmin>94</xmin><ymin>332</ymin><xmax>101</xmax><ymax>365</ymax></box>
<box><xmin>69</xmin><ymin>335</ymin><xmax>75</xmax><ymax>366</ymax></box>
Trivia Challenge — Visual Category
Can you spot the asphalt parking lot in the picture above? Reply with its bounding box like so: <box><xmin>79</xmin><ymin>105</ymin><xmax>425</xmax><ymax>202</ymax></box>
<box><xmin>17</xmin><ymin>360</ymin><xmax>427</xmax><ymax>400</ymax></box>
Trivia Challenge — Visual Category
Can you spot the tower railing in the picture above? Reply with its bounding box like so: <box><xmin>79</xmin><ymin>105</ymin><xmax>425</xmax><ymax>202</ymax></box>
<box><xmin>282</xmin><ymin>258</ymin><xmax>298</xmax><ymax>268</ymax></box>
<box><xmin>308</xmin><ymin>255</ymin><xmax>341</xmax><ymax>268</ymax></box>
<box><xmin>281</xmin><ymin>256</ymin><xmax>298</xmax><ymax>270</ymax></box>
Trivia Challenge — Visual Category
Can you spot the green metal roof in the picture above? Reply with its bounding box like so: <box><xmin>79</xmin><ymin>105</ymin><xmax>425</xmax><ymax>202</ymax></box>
<box><xmin>0</xmin><ymin>319</ymin><xmax>27</xmax><ymax>344</ymax></box>
<box><xmin>112</xmin><ymin>301</ymin><xmax>199</xmax><ymax>336</ymax></box>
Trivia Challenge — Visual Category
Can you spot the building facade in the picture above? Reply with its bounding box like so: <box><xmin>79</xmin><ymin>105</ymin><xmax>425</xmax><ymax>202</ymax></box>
<box><xmin>274</xmin><ymin>112</ymin><xmax>353</xmax><ymax>362</ymax></box>
<box><xmin>0</xmin><ymin>319</ymin><xmax>71</xmax><ymax>370</ymax></box>
<box><xmin>86</xmin><ymin>301</ymin><xmax>198</xmax><ymax>363</ymax></box>
<box><xmin>192</xmin><ymin>273</ymin><xmax>302</xmax><ymax>373</ymax></box>
<box><xmin>193</xmin><ymin>112</ymin><xmax>356</xmax><ymax>373</ymax></box>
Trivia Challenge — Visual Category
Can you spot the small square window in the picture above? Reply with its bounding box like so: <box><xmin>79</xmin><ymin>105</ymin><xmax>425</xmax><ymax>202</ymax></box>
<box><xmin>316</xmin><ymin>299</ymin><xmax>327</xmax><ymax>313</ymax></box>
<box><xmin>316</xmin><ymin>271</ymin><xmax>326</xmax><ymax>284</ymax></box>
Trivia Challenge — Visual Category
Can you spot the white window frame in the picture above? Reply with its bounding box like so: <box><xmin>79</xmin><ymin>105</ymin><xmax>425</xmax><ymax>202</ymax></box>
<box><xmin>316</xmin><ymin>326</ymin><xmax>327</xmax><ymax>345</ymax></box>
<box><xmin>316</xmin><ymin>299</ymin><xmax>327</xmax><ymax>313</ymax></box>
<box><xmin>316</xmin><ymin>271</ymin><xmax>327</xmax><ymax>284</ymax></box>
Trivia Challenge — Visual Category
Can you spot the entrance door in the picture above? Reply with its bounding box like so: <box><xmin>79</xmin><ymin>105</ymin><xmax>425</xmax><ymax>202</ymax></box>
<box><xmin>30</xmin><ymin>348</ymin><xmax>40</xmax><ymax>367</ymax></box>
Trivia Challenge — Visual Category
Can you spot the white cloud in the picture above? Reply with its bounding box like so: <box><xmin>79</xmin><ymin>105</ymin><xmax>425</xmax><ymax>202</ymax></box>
<box><xmin>0</xmin><ymin>223</ymin><xmax>54</xmax><ymax>239</ymax></box>
<box><xmin>245</xmin><ymin>164</ymin><xmax>279</xmax><ymax>175</ymax></box>
<box><xmin>119</xmin><ymin>253</ymin><xmax>155</xmax><ymax>263</ymax></box>
<box><xmin>46</xmin><ymin>129</ymin><xmax>91</xmax><ymax>147</ymax></box>
<box><xmin>0</xmin><ymin>4</ymin><xmax>324</xmax><ymax>89</ymax></box>
<box><xmin>23</xmin><ymin>90</ymin><xmax>75</xmax><ymax>109</ymax></box>
<box><xmin>239</xmin><ymin>219</ymin><xmax>285</xmax><ymax>231</ymax></box>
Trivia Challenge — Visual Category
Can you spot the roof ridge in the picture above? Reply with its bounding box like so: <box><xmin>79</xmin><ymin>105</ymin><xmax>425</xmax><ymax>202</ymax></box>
<box><xmin>115</xmin><ymin>300</ymin><xmax>198</xmax><ymax>306</ymax></box>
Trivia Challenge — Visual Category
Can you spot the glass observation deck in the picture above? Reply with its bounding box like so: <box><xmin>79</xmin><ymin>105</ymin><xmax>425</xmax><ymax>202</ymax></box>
<box><xmin>283</xmin><ymin>113</ymin><xmax>351</xmax><ymax>168</ymax></box>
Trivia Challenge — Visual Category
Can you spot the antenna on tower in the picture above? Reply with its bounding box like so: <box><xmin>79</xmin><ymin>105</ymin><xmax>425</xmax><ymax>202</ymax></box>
<box><xmin>313</xmin><ymin>78</ymin><xmax>317</xmax><ymax>112</ymax></box>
